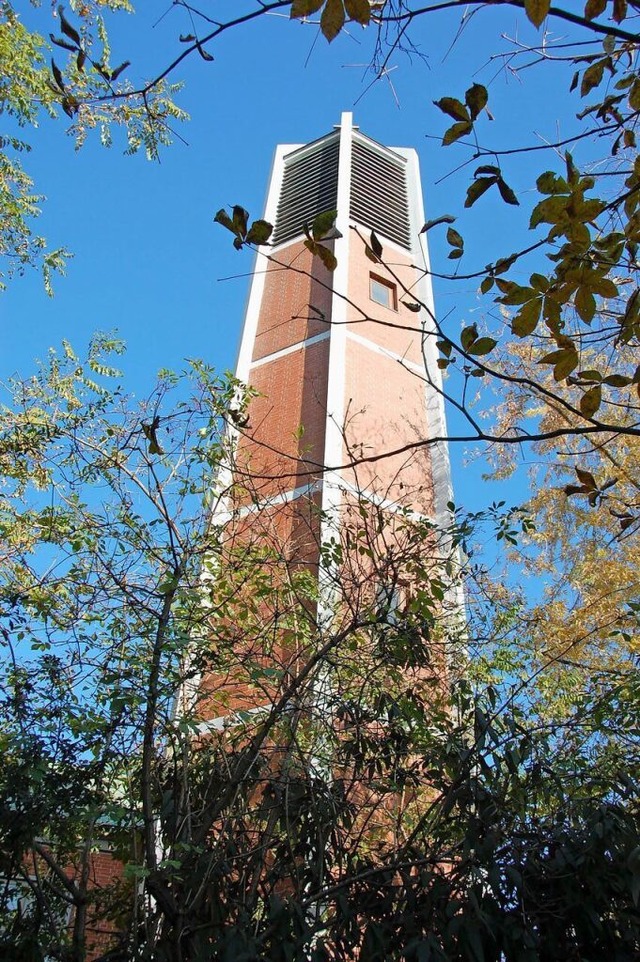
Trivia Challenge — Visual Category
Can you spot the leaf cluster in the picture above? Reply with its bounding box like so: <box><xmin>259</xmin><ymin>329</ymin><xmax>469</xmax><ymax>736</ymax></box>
<box><xmin>214</xmin><ymin>204</ymin><xmax>273</xmax><ymax>250</ymax></box>
<box><xmin>290</xmin><ymin>0</ymin><xmax>371</xmax><ymax>43</ymax></box>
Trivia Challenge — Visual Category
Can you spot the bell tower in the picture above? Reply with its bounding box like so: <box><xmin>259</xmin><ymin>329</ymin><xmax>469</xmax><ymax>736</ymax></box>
<box><xmin>199</xmin><ymin>114</ymin><xmax>455</xmax><ymax>725</ymax></box>
<box><xmin>230</xmin><ymin>112</ymin><xmax>452</xmax><ymax>567</ymax></box>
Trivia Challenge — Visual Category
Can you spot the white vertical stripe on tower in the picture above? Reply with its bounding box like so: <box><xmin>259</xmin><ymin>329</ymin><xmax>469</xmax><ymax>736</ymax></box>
<box><xmin>235</xmin><ymin>144</ymin><xmax>299</xmax><ymax>384</ymax></box>
<box><xmin>398</xmin><ymin>147</ymin><xmax>455</xmax><ymax>534</ymax></box>
<box><xmin>317</xmin><ymin>111</ymin><xmax>353</xmax><ymax>629</ymax></box>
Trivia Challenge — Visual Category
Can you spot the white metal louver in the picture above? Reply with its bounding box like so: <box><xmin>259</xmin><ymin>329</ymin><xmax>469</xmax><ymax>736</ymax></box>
<box><xmin>350</xmin><ymin>139</ymin><xmax>411</xmax><ymax>250</ymax></box>
<box><xmin>272</xmin><ymin>136</ymin><xmax>340</xmax><ymax>246</ymax></box>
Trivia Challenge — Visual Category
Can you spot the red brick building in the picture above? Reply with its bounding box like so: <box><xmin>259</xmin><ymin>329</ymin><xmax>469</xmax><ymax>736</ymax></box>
<box><xmin>200</xmin><ymin>112</ymin><xmax>455</xmax><ymax>724</ymax></box>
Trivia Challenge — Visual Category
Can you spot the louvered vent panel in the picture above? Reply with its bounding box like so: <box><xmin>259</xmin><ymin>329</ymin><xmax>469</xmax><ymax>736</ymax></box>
<box><xmin>272</xmin><ymin>139</ymin><xmax>340</xmax><ymax>246</ymax></box>
<box><xmin>350</xmin><ymin>141</ymin><xmax>410</xmax><ymax>249</ymax></box>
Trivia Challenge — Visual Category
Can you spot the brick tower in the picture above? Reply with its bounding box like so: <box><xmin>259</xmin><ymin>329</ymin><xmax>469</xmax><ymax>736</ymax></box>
<box><xmin>200</xmin><ymin>113</ymin><xmax>454</xmax><ymax>727</ymax></box>
<box><xmin>228</xmin><ymin>111</ymin><xmax>452</xmax><ymax>580</ymax></box>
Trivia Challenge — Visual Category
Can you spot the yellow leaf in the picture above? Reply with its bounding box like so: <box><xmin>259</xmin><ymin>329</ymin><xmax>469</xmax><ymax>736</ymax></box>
<box><xmin>581</xmin><ymin>60</ymin><xmax>605</xmax><ymax>98</ymax></box>
<box><xmin>344</xmin><ymin>0</ymin><xmax>370</xmax><ymax>25</ymax></box>
<box><xmin>613</xmin><ymin>0</ymin><xmax>628</xmax><ymax>23</ymax></box>
<box><xmin>290</xmin><ymin>0</ymin><xmax>325</xmax><ymax>17</ymax></box>
<box><xmin>629</xmin><ymin>79</ymin><xmax>640</xmax><ymax>111</ymax></box>
<box><xmin>574</xmin><ymin>286</ymin><xmax>596</xmax><ymax>324</ymax></box>
<box><xmin>525</xmin><ymin>0</ymin><xmax>551</xmax><ymax>28</ymax></box>
<box><xmin>320</xmin><ymin>0</ymin><xmax>345</xmax><ymax>41</ymax></box>
<box><xmin>580</xmin><ymin>385</ymin><xmax>602</xmax><ymax>418</ymax></box>
<box><xmin>584</xmin><ymin>0</ymin><xmax>606</xmax><ymax>17</ymax></box>
<box><xmin>512</xmin><ymin>298</ymin><xmax>541</xmax><ymax>337</ymax></box>
<box><xmin>554</xmin><ymin>350</ymin><xmax>579</xmax><ymax>381</ymax></box>
<box><xmin>442</xmin><ymin>120</ymin><xmax>472</xmax><ymax>147</ymax></box>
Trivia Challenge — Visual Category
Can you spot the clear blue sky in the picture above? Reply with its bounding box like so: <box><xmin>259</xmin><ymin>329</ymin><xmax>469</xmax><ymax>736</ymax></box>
<box><xmin>2</xmin><ymin>2</ymin><xmax>590</xmax><ymax>513</ymax></box>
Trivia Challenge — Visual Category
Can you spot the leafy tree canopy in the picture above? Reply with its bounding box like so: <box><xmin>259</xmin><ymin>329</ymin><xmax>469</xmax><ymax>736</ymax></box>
<box><xmin>1</xmin><ymin>2</ymin><xmax>640</xmax><ymax>959</ymax></box>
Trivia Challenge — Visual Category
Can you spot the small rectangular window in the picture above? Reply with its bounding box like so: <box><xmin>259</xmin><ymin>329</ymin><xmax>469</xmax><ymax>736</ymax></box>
<box><xmin>369</xmin><ymin>274</ymin><xmax>397</xmax><ymax>310</ymax></box>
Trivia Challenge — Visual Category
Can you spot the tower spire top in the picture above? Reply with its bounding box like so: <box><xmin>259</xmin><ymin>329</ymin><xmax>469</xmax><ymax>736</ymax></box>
<box><xmin>334</xmin><ymin>111</ymin><xmax>358</xmax><ymax>131</ymax></box>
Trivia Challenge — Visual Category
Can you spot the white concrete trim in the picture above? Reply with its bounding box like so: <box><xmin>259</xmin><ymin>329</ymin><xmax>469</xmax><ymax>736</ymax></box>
<box><xmin>250</xmin><ymin>331</ymin><xmax>331</xmax><ymax>369</ymax></box>
<box><xmin>211</xmin><ymin>481</ymin><xmax>322</xmax><ymax>526</ymax></box>
<box><xmin>320</xmin><ymin>113</ymin><xmax>352</xmax><ymax>508</ymax></box>
<box><xmin>337</xmin><ymin>475</ymin><xmax>433</xmax><ymax>523</ymax></box>
<box><xmin>318</xmin><ymin>111</ymin><xmax>354</xmax><ymax>630</ymax></box>
<box><xmin>344</xmin><ymin>329</ymin><xmax>426</xmax><ymax>377</ymax></box>
<box><xmin>234</xmin><ymin>144</ymin><xmax>300</xmax><ymax>384</ymax></box>
<box><xmin>196</xmin><ymin>703</ymin><xmax>271</xmax><ymax>734</ymax></box>
<box><xmin>396</xmin><ymin>147</ymin><xmax>455</xmax><ymax>535</ymax></box>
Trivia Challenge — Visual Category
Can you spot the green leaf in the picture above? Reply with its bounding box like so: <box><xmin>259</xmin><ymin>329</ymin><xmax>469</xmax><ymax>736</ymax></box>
<box><xmin>420</xmin><ymin>215</ymin><xmax>455</xmax><ymax>233</ymax></box>
<box><xmin>58</xmin><ymin>6</ymin><xmax>81</xmax><ymax>46</ymax></box>
<box><xmin>512</xmin><ymin>298</ymin><xmax>541</xmax><ymax>337</ymax></box>
<box><xmin>497</xmin><ymin>177</ymin><xmax>519</xmax><ymax>206</ymax></box>
<box><xmin>555</xmin><ymin>351</ymin><xmax>579</xmax><ymax>380</ymax></box>
<box><xmin>565</xmin><ymin>483</ymin><xmax>589</xmax><ymax>497</ymax></box>
<box><xmin>312</xmin><ymin>208</ymin><xmax>338</xmax><ymax>239</ymax></box>
<box><xmin>403</xmin><ymin>302</ymin><xmax>422</xmax><ymax>312</ymax></box>
<box><xmin>539</xmin><ymin>348</ymin><xmax>579</xmax><ymax>380</ymax></box>
<box><xmin>629</xmin><ymin>79</ymin><xmax>640</xmax><ymax>111</ymax></box>
<box><xmin>612</xmin><ymin>0</ymin><xmax>628</xmax><ymax>24</ymax></box>
<box><xmin>474</xmin><ymin>165</ymin><xmax>501</xmax><ymax>177</ymax></box>
<box><xmin>525</xmin><ymin>0</ymin><xmax>551</xmax><ymax>27</ymax></box>
<box><xmin>448</xmin><ymin>248</ymin><xmax>463</xmax><ymax>260</ymax></box>
<box><xmin>446</xmin><ymin>227</ymin><xmax>464</xmax><ymax>249</ymax></box>
<box><xmin>480</xmin><ymin>276</ymin><xmax>494</xmax><ymax>294</ymax></box>
<box><xmin>603</xmin><ymin>374</ymin><xmax>632</xmax><ymax>386</ymax></box>
<box><xmin>581</xmin><ymin>59</ymin><xmax>605</xmax><ymax>97</ymax></box>
<box><xmin>563</xmin><ymin>152</ymin><xmax>578</xmax><ymax>188</ymax></box>
<box><xmin>530</xmin><ymin>195</ymin><xmax>566</xmax><ymax>228</ymax></box>
<box><xmin>433</xmin><ymin>97</ymin><xmax>470</xmax><ymax>122</ymax></box>
<box><xmin>50</xmin><ymin>34</ymin><xmax>77</xmax><ymax>52</ymax></box>
<box><xmin>61</xmin><ymin>96</ymin><xmax>78</xmax><ymax>118</ymax></box>
<box><xmin>580</xmin><ymin>385</ymin><xmax>602</xmax><ymax>417</ymax></box>
<box><xmin>315</xmin><ymin>243</ymin><xmax>338</xmax><ymax>271</ymax></box>
<box><xmin>245</xmin><ymin>220</ymin><xmax>273</xmax><ymax>245</ymax></box>
<box><xmin>496</xmin><ymin>280</ymin><xmax>533</xmax><ymax>306</ymax></box>
<box><xmin>214</xmin><ymin>209</ymin><xmax>235</xmax><ymax>233</ymax></box>
<box><xmin>111</xmin><ymin>61</ymin><xmax>130</xmax><ymax>81</ymax></box>
<box><xmin>575</xmin><ymin>286</ymin><xmax>596</xmax><ymax>323</ymax></box>
<box><xmin>465</xmin><ymin>83</ymin><xmax>488</xmax><ymax>120</ymax></box>
<box><xmin>321</xmin><ymin>0</ymin><xmax>345</xmax><ymax>41</ymax></box>
<box><xmin>461</xmin><ymin>324</ymin><xmax>478</xmax><ymax>351</ymax></box>
<box><xmin>530</xmin><ymin>273</ymin><xmax>549</xmax><ymax>292</ymax></box>
<box><xmin>536</xmin><ymin>171</ymin><xmax>569</xmax><ymax>195</ymax></box>
<box><xmin>195</xmin><ymin>43</ymin><xmax>214</xmax><ymax>62</ymax></box>
<box><xmin>575</xmin><ymin>466</ymin><xmax>597</xmax><ymax>488</ymax></box>
<box><xmin>464</xmin><ymin>176</ymin><xmax>495</xmax><ymax>208</ymax></box>
<box><xmin>51</xmin><ymin>58</ymin><xmax>65</xmax><ymax>92</ymax></box>
<box><xmin>585</xmin><ymin>0</ymin><xmax>607</xmax><ymax>17</ymax></box>
<box><xmin>468</xmin><ymin>337</ymin><xmax>497</xmax><ymax>356</ymax></box>
<box><xmin>493</xmin><ymin>254</ymin><xmax>517</xmax><ymax>275</ymax></box>
<box><xmin>591</xmin><ymin>276</ymin><xmax>619</xmax><ymax>298</ymax></box>
<box><xmin>442</xmin><ymin>120</ymin><xmax>472</xmax><ymax>146</ymax></box>
<box><xmin>344</xmin><ymin>0</ymin><xmax>370</xmax><ymax>24</ymax></box>
<box><xmin>290</xmin><ymin>0</ymin><xmax>325</xmax><ymax>17</ymax></box>
<box><xmin>232</xmin><ymin>206</ymin><xmax>249</xmax><ymax>238</ymax></box>
<box><xmin>142</xmin><ymin>420</ymin><xmax>164</xmax><ymax>456</ymax></box>
<box><xmin>370</xmin><ymin>230</ymin><xmax>383</xmax><ymax>258</ymax></box>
